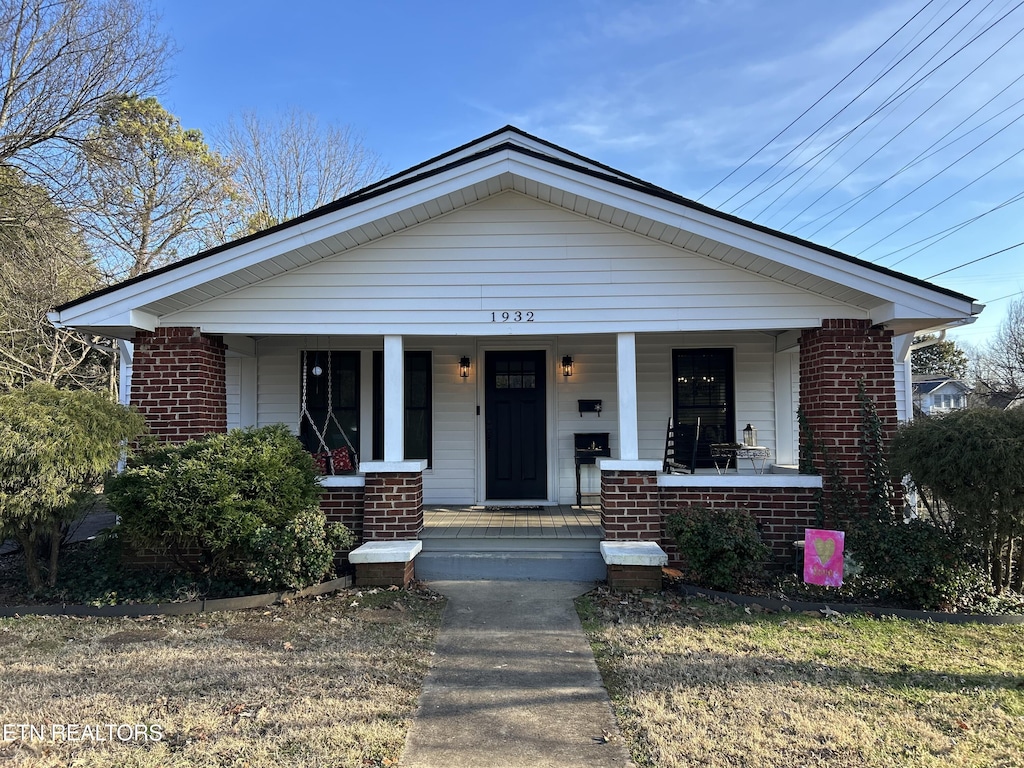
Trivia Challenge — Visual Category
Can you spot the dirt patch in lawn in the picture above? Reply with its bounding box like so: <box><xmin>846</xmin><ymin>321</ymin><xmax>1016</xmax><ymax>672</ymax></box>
<box><xmin>99</xmin><ymin>629</ymin><xmax>170</xmax><ymax>646</ymax></box>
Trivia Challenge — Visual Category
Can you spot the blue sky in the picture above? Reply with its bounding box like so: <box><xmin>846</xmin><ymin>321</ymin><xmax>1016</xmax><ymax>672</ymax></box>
<box><xmin>152</xmin><ymin>0</ymin><xmax>1024</xmax><ymax>349</ymax></box>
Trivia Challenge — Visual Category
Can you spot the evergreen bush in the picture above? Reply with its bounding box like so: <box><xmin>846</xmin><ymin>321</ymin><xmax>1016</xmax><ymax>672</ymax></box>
<box><xmin>106</xmin><ymin>425</ymin><xmax>349</xmax><ymax>589</ymax></box>
<box><xmin>0</xmin><ymin>383</ymin><xmax>146</xmax><ymax>590</ymax></box>
<box><xmin>666</xmin><ymin>505</ymin><xmax>769</xmax><ymax>592</ymax></box>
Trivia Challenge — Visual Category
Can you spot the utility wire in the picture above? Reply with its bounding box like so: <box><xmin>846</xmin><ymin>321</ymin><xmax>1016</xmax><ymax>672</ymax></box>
<box><xmin>925</xmin><ymin>240</ymin><xmax>1024</xmax><ymax>279</ymax></box>
<box><xmin>798</xmin><ymin>71</ymin><xmax>1024</xmax><ymax>240</ymax></box>
<box><xmin>737</xmin><ymin>0</ymin><xmax>1021</xmax><ymax>222</ymax></box>
<box><xmin>881</xmin><ymin>189</ymin><xmax>1024</xmax><ymax>268</ymax></box>
<box><xmin>778</xmin><ymin>21</ymin><xmax>1024</xmax><ymax>233</ymax></box>
<box><xmin>723</xmin><ymin>0</ymin><xmax>980</xmax><ymax>213</ymax></box>
<box><xmin>854</xmin><ymin>142</ymin><xmax>1024</xmax><ymax>253</ymax></box>
<box><xmin>698</xmin><ymin>0</ymin><xmax>943</xmax><ymax>205</ymax></box>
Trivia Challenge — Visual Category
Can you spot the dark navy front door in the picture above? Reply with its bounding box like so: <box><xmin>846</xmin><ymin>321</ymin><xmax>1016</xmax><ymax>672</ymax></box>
<box><xmin>485</xmin><ymin>350</ymin><xmax>547</xmax><ymax>500</ymax></box>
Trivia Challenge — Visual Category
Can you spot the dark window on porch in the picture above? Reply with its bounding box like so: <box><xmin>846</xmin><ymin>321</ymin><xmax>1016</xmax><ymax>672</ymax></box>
<box><xmin>672</xmin><ymin>348</ymin><xmax>735</xmax><ymax>468</ymax></box>
<box><xmin>299</xmin><ymin>351</ymin><xmax>360</xmax><ymax>460</ymax></box>
<box><xmin>372</xmin><ymin>351</ymin><xmax>432</xmax><ymax>466</ymax></box>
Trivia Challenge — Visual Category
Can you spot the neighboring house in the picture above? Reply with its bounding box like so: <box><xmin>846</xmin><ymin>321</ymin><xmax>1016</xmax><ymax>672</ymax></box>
<box><xmin>912</xmin><ymin>376</ymin><xmax>971</xmax><ymax>415</ymax></box>
<box><xmin>49</xmin><ymin>127</ymin><xmax>982</xmax><ymax>576</ymax></box>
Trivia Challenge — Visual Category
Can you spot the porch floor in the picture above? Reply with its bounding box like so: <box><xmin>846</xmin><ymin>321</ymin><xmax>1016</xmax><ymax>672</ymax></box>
<box><xmin>422</xmin><ymin>505</ymin><xmax>601</xmax><ymax>539</ymax></box>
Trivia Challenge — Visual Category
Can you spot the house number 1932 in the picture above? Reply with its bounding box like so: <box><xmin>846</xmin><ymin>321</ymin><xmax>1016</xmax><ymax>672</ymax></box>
<box><xmin>491</xmin><ymin>311</ymin><xmax>534</xmax><ymax>322</ymax></box>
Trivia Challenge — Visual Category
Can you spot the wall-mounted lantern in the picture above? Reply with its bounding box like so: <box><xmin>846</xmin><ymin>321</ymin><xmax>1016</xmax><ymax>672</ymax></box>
<box><xmin>459</xmin><ymin>356</ymin><xmax>471</xmax><ymax>379</ymax></box>
<box><xmin>561</xmin><ymin>355</ymin><xmax>574</xmax><ymax>377</ymax></box>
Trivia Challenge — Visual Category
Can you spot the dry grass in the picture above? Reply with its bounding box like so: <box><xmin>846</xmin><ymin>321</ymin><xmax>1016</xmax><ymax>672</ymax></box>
<box><xmin>0</xmin><ymin>587</ymin><xmax>445</xmax><ymax>767</ymax></box>
<box><xmin>578</xmin><ymin>589</ymin><xmax>1024</xmax><ymax>768</ymax></box>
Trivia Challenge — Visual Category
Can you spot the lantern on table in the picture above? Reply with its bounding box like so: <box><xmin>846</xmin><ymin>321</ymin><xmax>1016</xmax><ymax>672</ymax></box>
<box><xmin>742</xmin><ymin>423</ymin><xmax>757</xmax><ymax>447</ymax></box>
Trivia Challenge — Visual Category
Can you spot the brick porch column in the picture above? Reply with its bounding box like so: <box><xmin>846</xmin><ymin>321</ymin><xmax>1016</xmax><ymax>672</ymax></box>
<box><xmin>799</xmin><ymin>318</ymin><xmax>901</xmax><ymax>517</ymax></box>
<box><xmin>359</xmin><ymin>461</ymin><xmax>426</xmax><ymax>541</ymax></box>
<box><xmin>599</xmin><ymin>460</ymin><xmax>663</xmax><ymax>540</ymax></box>
<box><xmin>131</xmin><ymin>327</ymin><xmax>227</xmax><ymax>443</ymax></box>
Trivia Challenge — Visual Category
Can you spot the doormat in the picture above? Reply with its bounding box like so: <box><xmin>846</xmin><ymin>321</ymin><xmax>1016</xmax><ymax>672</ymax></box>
<box><xmin>488</xmin><ymin>506</ymin><xmax>543</xmax><ymax>510</ymax></box>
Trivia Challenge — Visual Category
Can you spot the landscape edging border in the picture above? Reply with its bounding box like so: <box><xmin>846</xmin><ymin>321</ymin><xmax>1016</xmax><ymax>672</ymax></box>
<box><xmin>675</xmin><ymin>583</ymin><xmax>1024</xmax><ymax>625</ymax></box>
<box><xmin>0</xmin><ymin>575</ymin><xmax>354</xmax><ymax>618</ymax></box>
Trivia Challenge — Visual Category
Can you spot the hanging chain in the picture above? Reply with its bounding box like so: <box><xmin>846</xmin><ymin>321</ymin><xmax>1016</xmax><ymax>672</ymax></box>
<box><xmin>298</xmin><ymin>349</ymin><xmax>358</xmax><ymax>462</ymax></box>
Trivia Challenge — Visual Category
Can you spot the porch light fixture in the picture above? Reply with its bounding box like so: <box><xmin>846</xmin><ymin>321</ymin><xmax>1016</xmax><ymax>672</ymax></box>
<box><xmin>561</xmin><ymin>355</ymin><xmax>574</xmax><ymax>377</ymax></box>
<box><xmin>459</xmin><ymin>356</ymin><xmax>471</xmax><ymax>378</ymax></box>
<box><xmin>743</xmin><ymin>423</ymin><xmax>757</xmax><ymax>447</ymax></box>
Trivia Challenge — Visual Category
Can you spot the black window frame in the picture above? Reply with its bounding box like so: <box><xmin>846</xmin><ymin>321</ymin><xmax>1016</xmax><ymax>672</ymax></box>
<box><xmin>672</xmin><ymin>348</ymin><xmax>735</xmax><ymax>469</ymax></box>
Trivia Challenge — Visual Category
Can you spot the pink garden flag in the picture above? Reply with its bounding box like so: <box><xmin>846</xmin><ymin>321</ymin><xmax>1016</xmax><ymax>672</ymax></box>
<box><xmin>803</xmin><ymin>529</ymin><xmax>845</xmax><ymax>587</ymax></box>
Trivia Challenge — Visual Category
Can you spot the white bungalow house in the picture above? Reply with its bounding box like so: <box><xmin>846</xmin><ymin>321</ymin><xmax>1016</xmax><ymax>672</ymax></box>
<box><xmin>50</xmin><ymin>127</ymin><xmax>982</xmax><ymax>582</ymax></box>
<box><xmin>912</xmin><ymin>375</ymin><xmax>971</xmax><ymax>415</ymax></box>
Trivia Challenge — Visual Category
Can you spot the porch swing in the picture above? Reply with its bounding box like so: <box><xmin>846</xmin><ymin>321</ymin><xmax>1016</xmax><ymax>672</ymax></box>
<box><xmin>300</xmin><ymin>350</ymin><xmax>358</xmax><ymax>475</ymax></box>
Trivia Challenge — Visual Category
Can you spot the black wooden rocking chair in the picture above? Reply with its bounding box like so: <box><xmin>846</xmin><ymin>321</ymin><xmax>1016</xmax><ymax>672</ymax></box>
<box><xmin>663</xmin><ymin>417</ymin><xmax>700</xmax><ymax>474</ymax></box>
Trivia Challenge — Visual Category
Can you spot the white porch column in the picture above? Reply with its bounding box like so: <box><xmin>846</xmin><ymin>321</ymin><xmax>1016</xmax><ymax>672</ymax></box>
<box><xmin>384</xmin><ymin>335</ymin><xmax>405</xmax><ymax>462</ymax></box>
<box><xmin>616</xmin><ymin>332</ymin><xmax>640</xmax><ymax>461</ymax></box>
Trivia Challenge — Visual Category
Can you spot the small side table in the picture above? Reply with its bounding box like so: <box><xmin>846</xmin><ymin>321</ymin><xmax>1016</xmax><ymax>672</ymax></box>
<box><xmin>735</xmin><ymin>446</ymin><xmax>772</xmax><ymax>474</ymax></box>
<box><xmin>574</xmin><ymin>433</ymin><xmax>610</xmax><ymax>506</ymax></box>
<box><xmin>710</xmin><ymin>443</ymin><xmax>772</xmax><ymax>474</ymax></box>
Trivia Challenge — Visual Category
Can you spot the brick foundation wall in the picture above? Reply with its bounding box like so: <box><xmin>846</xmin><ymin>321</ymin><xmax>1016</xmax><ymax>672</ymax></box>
<box><xmin>601</xmin><ymin>471</ymin><xmax>660</xmax><ymax>539</ymax></box>
<box><xmin>131</xmin><ymin>327</ymin><xmax>227</xmax><ymax>443</ymax></box>
<box><xmin>363</xmin><ymin>473</ymin><xmax>423</xmax><ymax>540</ymax></box>
<box><xmin>320</xmin><ymin>487</ymin><xmax>366</xmax><ymax>550</ymax></box>
<box><xmin>799</xmin><ymin>319</ymin><xmax>902</xmax><ymax>520</ymax></box>
<box><xmin>659</xmin><ymin>487</ymin><xmax>818</xmax><ymax>568</ymax></box>
<box><xmin>355</xmin><ymin>560</ymin><xmax>416</xmax><ymax>588</ymax></box>
<box><xmin>607</xmin><ymin>564</ymin><xmax>663</xmax><ymax>591</ymax></box>
<box><xmin>122</xmin><ymin>545</ymin><xmax>205</xmax><ymax>571</ymax></box>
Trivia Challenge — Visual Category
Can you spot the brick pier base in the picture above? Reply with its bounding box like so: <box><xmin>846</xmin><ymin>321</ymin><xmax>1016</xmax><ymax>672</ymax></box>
<box><xmin>601</xmin><ymin>469</ymin><xmax>661</xmax><ymax>540</ymax></box>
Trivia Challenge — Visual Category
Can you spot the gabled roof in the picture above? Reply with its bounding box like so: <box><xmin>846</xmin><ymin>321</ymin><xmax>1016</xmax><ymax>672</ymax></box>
<box><xmin>911</xmin><ymin>376</ymin><xmax>971</xmax><ymax>394</ymax></box>
<box><xmin>52</xmin><ymin>126</ymin><xmax>982</xmax><ymax>338</ymax></box>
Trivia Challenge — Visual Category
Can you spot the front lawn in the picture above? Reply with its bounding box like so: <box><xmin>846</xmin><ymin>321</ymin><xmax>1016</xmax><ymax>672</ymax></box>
<box><xmin>0</xmin><ymin>588</ymin><xmax>445</xmax><ymax>767</ymax></box>
<box><xmin>578</xmin><ymin>588</ymin><xmax>1024</xmax><ymax>768</ymax></box>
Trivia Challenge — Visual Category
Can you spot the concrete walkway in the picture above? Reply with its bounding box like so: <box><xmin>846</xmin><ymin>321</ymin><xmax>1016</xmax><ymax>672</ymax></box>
<box><xmin>401</xmin><ymin>581</ymin><xmax>635</xmax><ymax>768</ymax></box>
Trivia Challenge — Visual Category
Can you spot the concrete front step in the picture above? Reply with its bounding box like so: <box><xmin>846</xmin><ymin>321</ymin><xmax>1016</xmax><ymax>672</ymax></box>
<box><xmin>414</xmin><ymin>550</ymin><xmax>607</xmax><ymax>581</ymax></box>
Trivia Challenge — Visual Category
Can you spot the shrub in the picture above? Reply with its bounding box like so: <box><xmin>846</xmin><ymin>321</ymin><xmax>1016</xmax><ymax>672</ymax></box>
<box><xmin>850</xmin><ymin>518</ymin><xmax>992</xmax><ymax>611</ymax></box>
<box><xmin>666</xmin><ymin>505</ymin><xmax>769</xmax><ymax>592</ymax></box>
<box><xmin>246</xmin><ymin>506</ymin><xmax>355</xmax><ymax>590</ymax></box>
<box><xmin>0</xmin><ymin>383</ymin><xmax>146</xmax><ymax>590</ymax></box>
<box><xmin>888</xmin><ymin>407</ymin><xmax>1024</xmax><ymax>594</ymax></box>
<box><xmin>106</xmin><ymin>425</ymin><xmax>349</xmax><ymax>589</ymax></box>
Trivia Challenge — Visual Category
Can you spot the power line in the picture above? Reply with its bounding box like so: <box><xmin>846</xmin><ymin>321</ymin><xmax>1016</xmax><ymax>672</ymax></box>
<box><xmin>737</xmin><ymin>0</ymin><xmax>1023</xmax><ymax>224</ymax></box>
<box><xmin>853</xmin><ymin>142</ymin><xmax>1024</xmax><ymax>253</ymax></box>
<box><xmin>925</xmin><ymin>239</ymin><xmax>1024</xmax><ymax>278</ymax></box>
<box><xmin>698</xmin><ymin>0</ymin><xmax>944</xmax><ymax>205</ymax></box>
<box><xmin>779</xmin><ymin>23</ymin><xmax>1024</xmax><ymax>234</ymax></box>
<box><xmin>983</xmin><ymin>289</ymin><xmax>1024</xmax><ymax>303</ymax></box>
<box><xmin>724</xmin><ymin>0</ymin><xmax>987</xmax><ymax>214</ymax></box>
<box><xmin>880</xmin><ymin>189</ymin><xmax>1024</xmax><ymax>268</ymax></box>
<box><xmin>798</xmin><ymin>72</ymin><xmax>1024</xmax><ymax>241</ymax></box>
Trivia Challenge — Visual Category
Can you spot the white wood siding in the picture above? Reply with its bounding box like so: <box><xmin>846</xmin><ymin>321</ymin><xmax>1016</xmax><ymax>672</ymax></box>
<box><xmin>225</xmin><ymin>356</ymin><xmax>240</xmax><ymax>430</ymax></box>
<box><xmin>164</xmin><ymin>192</ymin><xmax>866</xmax><ymax>336</ymax></box>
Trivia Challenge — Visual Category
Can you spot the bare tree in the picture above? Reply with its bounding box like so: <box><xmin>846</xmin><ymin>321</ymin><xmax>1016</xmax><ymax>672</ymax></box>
<box><xmin>217</xmin><ymin>109</ymin><xmax>387</xmax><ymax>233</ymax></box>
<box><xmin>81</xmin><ymin>95</ymin><xmax>238</xmax><ymax>279</ymax></box>
<box><xmin>974</xmin><ymin>298</ymin><xmax>1024</xmax><ymax>407</ymax></box>
<box><xmin>0</xmin><ymin>166</ymin><xmax>110</xmax><ymax>391</ymax></box>
<box><xmin>0</xmin><ymin>0</ymin><xmax>170</xmax><ymax>191</ymax></box>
